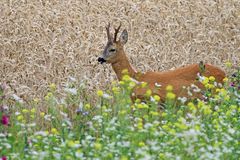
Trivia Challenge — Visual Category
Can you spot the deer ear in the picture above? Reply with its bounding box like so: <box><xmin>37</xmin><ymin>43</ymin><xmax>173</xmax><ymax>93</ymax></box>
<box><xmin>119</xmin><ymin>29</ymin><xmax>128</xmax><ymax>44</ymax></box>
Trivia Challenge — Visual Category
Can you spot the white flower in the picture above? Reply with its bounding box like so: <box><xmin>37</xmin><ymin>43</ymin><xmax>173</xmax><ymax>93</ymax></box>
<box><xmin>64</xmin><ymin>87</ymin><xmax>77</xmax><ymax>95</ymax></box>
<box><xmin>27</xmin><ymin>123</ymin><xmax>36</xmax><ymax>127</ymax></box>
<box><xmin>103</xmin><ymin>93</ymin><xmax>112</xmax><ymax>99</ymax></box>
<box><xmin>44</xmin><ymin>115</ymin><xmax>52</xmax><ymax>121</ymax></box>
<box><xmin>0</xmin><ymin>133</ymin><xmax>6</xmax><ymax>138</ymax></box>
<box><xmin>34</xmin><ymin>131</ymin><xmax>48</xmax><ymax>137</ymax></box>
<box><xmin>75</xmin><ymin>151</ymin><xmax>83</xmax><ymax>158</ymax></box>
<box><xmin>12</xmin><ymin>94</ymin><xmax>23</xmax><ymax>103</ymax></box>
<box><xmin>15</xmin><ymin>111</ymin><xmax>21</xmax><ymax>116</ymax></box>
<box><xmin>3</xmin><ymin>143</ymin><xmax>11</xmax><ymax>149</ymax></box>
<box><xmin>53</xmin><ymin>153</ymin><xmax>61</xmax><ymax>159</ymax></box>
<box><xmin>155</xmin><ymin>82</ymin><xmax>162</xmax><ymax>87</ymax></box>
<box><xmin>69</xmin><ymin>76</ymin><xmax>76</xmax><ymax>82</ymax></box>
<box><xmin>191</xmin><ymin>84</ymin><xmax>201</xmax><ymax>92</ymax></box>
<box><xmin>178</xmin><ymin>97</ymin><xmax>187</xmax><ymax>103</ymax></box>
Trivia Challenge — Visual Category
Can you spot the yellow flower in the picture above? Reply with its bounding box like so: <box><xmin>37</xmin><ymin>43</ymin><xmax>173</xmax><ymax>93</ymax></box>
<box><xmin>194</xmin><ymin>125</ymin><xmax>200</xmax><ymax>131</ymax></box>
<box><xmin>161</xmin><ymin>112</ymin><xmax>167</xmax><ymax>117</ymax></box>
<box><xmin>130</xmin><ymin>105</ymin><xmax>135</xmax><ymax>110</ymax></box>
<box><xmin>85</xmin><ymin>103</ymin><xmax>91</xmax><ymax>110</ymax></box>
<box><xmin>135</xmin><ymin>99</ymin><xmax>141</xmax><ymax>103</ymax></box>
<box><xmin>209</xmin><ymin>76</ymin><xmax>215</xmax><ymax>82</ymax></box>
<box><xmin>225</xmin><ymin>61</ymin><xmax>232</xmax><ymax>67</ymax></box>
<box><xmin>226</xmin><ymin>110</ymin><xmax>232</xmax><ymax>117</ymax></box>
<box><xmin>137</xmin><ymin>122</ymin><xmax>143</xmax><ymax>130</ymax></box>
<box><xmin>120</xmin><ymin>110</ymin><xmax>127</xmax><ymax>115</ymax></box>
<box><xmin>137</xmin><ymin>103</ymin><xmax>149</xmax><ymax>109</ymax></box>
<box><xmin>31</xmin><ymin>108</ymin><xmax>36</xmax><ymax>113</ymax></box>
<box><xmin>51</xmin><ymin>128</ymin><xmax>59</xmax><ymax>135</ymax></box>
<box><xmin>230</xmin><ymin>105</ymin><xmax>237</xmax><ymax>110</ymax></box>
<box><xmin>143</xmin><ymin>114</ymin><xmax>149</xmax><ymax>119</ymax></box>
<box><xmin>129</xmin><ymin>81</ymin><xmax>136</xmax><ymax>88</ymax></box>
<box><xmin>67</xmin><ymin>140</ymin><xmax>76</xmax><ymax>148</ymax></box>
<box><xmin>94</xmin><ymin>142</ymin><xmax>102</xmax><ymax>150</ymax></box>
<box><xmin>202</xmin><ymin>105</ymin><xmax>212</xmax><ymax>115</ymax></box>
<box><xmin>122</xmin><ymin>74</ymin><xmax>131</xmax><ymax>82</ymax></box>
<box><xmin>166</xmin><ymin>92</ymin><xmax>176</xmax><ymax>100</ymax></box>
<box><xmin>102</xmin><ymin>105</ymin><xmax>107</xmax><ymax>110</ymax></box>
<box><xmin>150</xmin><ymin>111</ymin><xmax>159</xmax><ymax>116</ymax></box>
<box><xmin>121</xmin><ymin>69</ymin><xmax>129</xmax><ymax>75</ymax></box>
<box><xmin>47</xmin><ymin>92</ymin><xmax>53</xmax><ymax>97</ymax></box>
<box><xmin>103</xmin><ymin>113</ymin><xmax>108</xmax><ymax>117</ymax></box>
<box><xmin>97</xmin><ymin>90</ymin><xmax>104</xmax><ymax>97</ymax></box>
<box><xmin>166</xmin><ymin>85</ymin><xmax>173</xmax><ymax>92</ymax></box>
<box><xmin>120</xmin><ymin>156</ymin><xmax>128</xmax><ymax>160</ymax></box>
<box><xmin>223</xmin><ymin>77</ymin><xmax>228</xmax><ymax>83</ymax></box>
<box><xmin>44</xmin><ymin>131</ymin><xmax>49</xmax><ymax>135</ymax></box>
<box><xmin>33</xmin><ymin>98</ymin><xmax>39</xmax><ymax>104</ymax></box>
<box><xmin>17</xmin><ymin>115</ymin><xmax>24</xmax><ymax>121</ymax></box>
<box><xmin>224</xmin><ymin>95</ymin><xmax>230</xmax><ymax>101</ymax></box>
<box><xmin>111</xmin><ymin>80</ymin><xmax>117</xmax><ymax>85</ymax></box>
<box><xmin>145</xmin><ymin>89</ymin><xmax>152</xmax><ymax>97</ymax></box>
<box><xmin>219</xmin><ymin>88</ymin><xmax>227</xmax><ymax>96</ymax></box>
<box><xmin>45</xmin><ymin>92</ymin><xmax>53</xmax><ymax>101</ymax></box>
<box><xmin>112</xmin><ymin>87</ymin><xmax>120</xmax><ymax>94</ymax></box>
<box><xmin>202</xmin><ymin>77</ymin><xmax>209</xmax><ymax>85</ymax></box>
<box><xmin>153</xmin><ymin>95</ymin><xmax>160</xmax><ymax>102</ymax></box>
<box><xmin>22</xmin><ymin>109</ymin><xmax>29</xmax><ymax>113</ymax></box>
<box><xmin>162</xmin><ymin>124</ymin><xmax>170</xmax><ymax>131</ymax></box>
<box><xmin>138</xmin><ymin>142</ymin><xmax>145</xmax><ymax>147</ymax></box>
<box><xmin>119</xmin><ymin>81</ymin><xmax>125</xmax><ymax>85</ymax></box>
<box><xmin>159</xmin><ymin>153</ymin><xmax>165</xmax><ymax>159</ymax></box>
<box><xmin>205</xmin><ymin>84</ymin><xmax>214</xmax><ymax>89</ymax></box>
<box><xmin>169</xmin><ymin>129</ymin><xmax>176</xmax><ymax>135</ymax></box>
<box><xmin>40</xmin><ymin>112</ymin><xmax>45</xmax><ymax>117</ymax></box>
<box><xmin>141</xmin><ymin>82</ymin><xmax>147</xmax><ymax>88</ymax></box>
<box><xmin>49</xmin><ymin>83</ymin><xmax>56</xmax><ymax>91</ymax></box>
<box><xmin>188</xmin><ymin>102</ymin><xmax>196</xmax><ymax>111</ymax></box>
<box><xmin>197</xmin><ymin>100</ymin><xmax>204</xmax><ymax>108</ymax></box>
<box><xmin>175</xmin><ymin>122</ymin><xmax>188</xmax><ymax>130</ymax></box>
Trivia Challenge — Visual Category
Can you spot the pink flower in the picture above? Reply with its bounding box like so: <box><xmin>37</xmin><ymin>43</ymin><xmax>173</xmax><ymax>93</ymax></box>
<box><xmin>1</xmin><ymin>115</ymin><xmax>9</xmax><ymax>126</ymax></box>
<box><xmin>1</xmin><ymin>156</ymin><xmax>7</xmax><ymax>160</ymax></box>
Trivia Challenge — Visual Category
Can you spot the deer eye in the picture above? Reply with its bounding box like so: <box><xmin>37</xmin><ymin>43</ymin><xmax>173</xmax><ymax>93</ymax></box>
<box><xmin>109</xmin><ymin>48</ymin><xmax>116</xmax><ymax>52</ymax></box>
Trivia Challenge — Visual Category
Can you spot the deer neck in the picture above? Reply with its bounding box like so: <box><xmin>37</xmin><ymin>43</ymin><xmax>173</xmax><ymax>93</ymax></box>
<box><xmin>111</xmin><ymin>52</ymin><xmax>137</xmax><ymax>81</ymax></box>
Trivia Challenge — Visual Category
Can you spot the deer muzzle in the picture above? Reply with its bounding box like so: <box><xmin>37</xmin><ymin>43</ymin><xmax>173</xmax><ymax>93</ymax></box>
<box><xmin>97</xmin><ymin>57</ymin><xmax>107</xmax><ymax>64</ymax></box>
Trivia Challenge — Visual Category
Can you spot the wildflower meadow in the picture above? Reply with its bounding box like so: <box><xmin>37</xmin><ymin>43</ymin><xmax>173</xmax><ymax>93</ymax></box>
<box><xmin>0</xmin><ymin>65</ymin><xmax>239</xmax><ymax>160</ymax></box>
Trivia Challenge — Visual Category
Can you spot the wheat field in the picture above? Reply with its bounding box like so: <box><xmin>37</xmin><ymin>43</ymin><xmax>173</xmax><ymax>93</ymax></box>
<box><xmin>1</xmin><ymin>0</ymin><xmax>239</xmax><ymax>99</ymax></box>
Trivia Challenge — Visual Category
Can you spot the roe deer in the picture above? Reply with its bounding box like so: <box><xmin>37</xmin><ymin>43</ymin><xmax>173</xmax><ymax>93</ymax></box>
<box><xmin>98</xmin><ymin>23</ymin><xmax>226</xmax><ymax>102</ymax></box>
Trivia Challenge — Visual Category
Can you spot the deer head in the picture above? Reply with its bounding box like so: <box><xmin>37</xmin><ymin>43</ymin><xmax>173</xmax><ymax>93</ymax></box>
<box><xmin>98</xmin><ymin>23</ymin><xmax>128</xmax><ymax>64</ymax></box>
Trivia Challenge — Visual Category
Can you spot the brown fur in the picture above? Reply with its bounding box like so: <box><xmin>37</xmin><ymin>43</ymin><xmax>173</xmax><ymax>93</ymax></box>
<box><xmin>99</xmin><ymin>25</ymin><xmax>226</xmax><ymax>102</ymax></box>
<box><xmin>111</xmin><ymin>46</ymin><xmax>225</xmax><ymax>101</ymax></box>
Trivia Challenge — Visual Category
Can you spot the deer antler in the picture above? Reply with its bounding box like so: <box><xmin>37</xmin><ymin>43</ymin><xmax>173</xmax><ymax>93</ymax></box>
<box><xmin>106</xmin><ymin>23</ymin><xmax>113</xmax><ymax>42</ymax></box>
<box><xmin>113</xmin><ymin>23</ymin><xmax>121</xmax><ymax>42</ymax></box>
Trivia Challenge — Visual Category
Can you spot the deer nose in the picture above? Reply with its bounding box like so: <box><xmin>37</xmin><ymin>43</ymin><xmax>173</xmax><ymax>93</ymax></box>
<box><xmin>97</xmin><ymin>57</ymin><xmax>106</xmax><ymax>64</ymax></box>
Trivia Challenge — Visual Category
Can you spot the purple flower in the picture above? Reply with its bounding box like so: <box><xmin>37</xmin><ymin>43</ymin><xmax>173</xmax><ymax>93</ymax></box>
<box><xmin>230</xmin><ymin>82</ymin><xmax>235</xmax><ymax>87</ymax></box>
<box><xmin>1</xmin><ymin>115</ymin><xmax>9</xmax><ymax>126</ymax></box>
